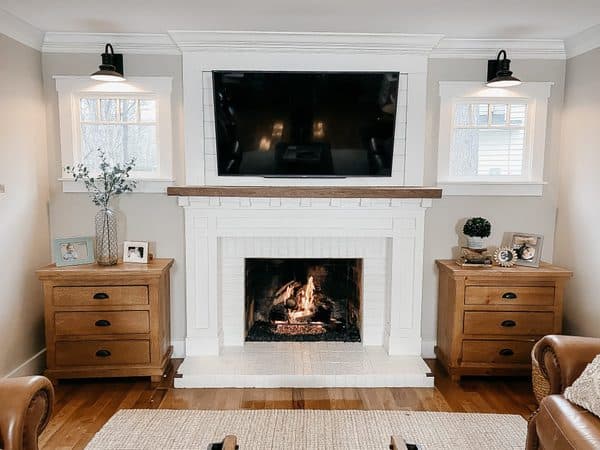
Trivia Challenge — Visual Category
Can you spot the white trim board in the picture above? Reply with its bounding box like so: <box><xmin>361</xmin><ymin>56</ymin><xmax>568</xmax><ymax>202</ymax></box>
<box><xmin>0</xmin><ymin>7</ymin><xmax>43</xmax><ymax>51</ymax></box>
<box><xmin>39</xmin><ymin>30</ymin><xmax>570</xmax><ymax>59</ymax></box>
<box><xmin>565</xmin><ymin>24</ymin><xmax>600</xmax><ymax>59</ymax></box>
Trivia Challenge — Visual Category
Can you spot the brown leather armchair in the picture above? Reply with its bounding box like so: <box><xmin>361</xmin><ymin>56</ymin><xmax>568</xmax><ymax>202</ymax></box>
<box><xmin>527</xmin><ymin>335</ymin><xmax>600</xmax><ymax>450</ymax></box>
<box><xmin>0</xmin><ymin>376</ymin><xmax>54</xmax><ymax>450</ymax></box>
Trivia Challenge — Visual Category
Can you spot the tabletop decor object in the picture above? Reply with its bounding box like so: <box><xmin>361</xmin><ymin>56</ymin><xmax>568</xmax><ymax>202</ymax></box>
<box><xmin>53</xmin><ymin>236</ymin><xmax>95</xmax><ymax>267</ymax></box>
<box><xmin>65</xmin><ymin>149</ymin><xmax>136</xmax><ymax>265</ymax></box>
<box><xmin>494</xmin><ymin>247</ymin><xmax>518</xmax><ymax>267</ymax></box>
<box><xmin>508</xmin><ymin>232</ymin><xmax>544</xmax><ymax>267</ymax></box>
<box><xmin>462</xmin><ymin>217</ymin><xmax>491</xmax><ymax>250</ymax></box>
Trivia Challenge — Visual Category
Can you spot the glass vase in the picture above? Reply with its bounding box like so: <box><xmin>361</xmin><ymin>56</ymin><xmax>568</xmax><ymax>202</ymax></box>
<box><xmin>95</xmin><ymin>207</ymin><xmax>118</xmax><ymax>265</ymax></box>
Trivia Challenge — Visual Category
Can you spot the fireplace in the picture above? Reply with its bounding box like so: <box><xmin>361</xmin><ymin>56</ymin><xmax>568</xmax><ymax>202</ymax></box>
<box><xmin>244</xmin><ymin>258</ymin><xmax>362</xmax><ymax>342</ymax></box>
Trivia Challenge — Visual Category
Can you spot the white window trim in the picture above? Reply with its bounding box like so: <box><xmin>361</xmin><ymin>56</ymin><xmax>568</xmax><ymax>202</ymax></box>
<box><xmin>437</xmin><ymin>81</ymin><xmax>553</xmax><ymax>196</ymax></box>
<box><xmin>54</xmin><ymin>76</ymin><xmax>174</xmax><ymax>193</ymax></box>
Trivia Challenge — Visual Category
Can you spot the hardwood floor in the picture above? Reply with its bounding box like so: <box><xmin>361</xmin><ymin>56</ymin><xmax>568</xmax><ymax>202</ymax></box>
<box><xmin>39</xmin><ymin>359</ymin><xmax>537</xmax><ymax>449</ymax></box>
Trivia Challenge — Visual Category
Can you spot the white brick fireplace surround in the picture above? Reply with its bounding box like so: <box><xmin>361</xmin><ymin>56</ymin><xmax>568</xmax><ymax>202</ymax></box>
<box><xmin>170</xmin><ymin>31</ymin><xmax>441</xmax><ymax>388</ymax></box>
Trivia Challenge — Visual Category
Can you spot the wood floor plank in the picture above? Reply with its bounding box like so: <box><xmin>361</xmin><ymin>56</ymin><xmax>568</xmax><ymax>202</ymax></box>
<box><xmin>40</xmin><ymin>358</ymin><xmax>537</xmax><ymax>449</ymax></box>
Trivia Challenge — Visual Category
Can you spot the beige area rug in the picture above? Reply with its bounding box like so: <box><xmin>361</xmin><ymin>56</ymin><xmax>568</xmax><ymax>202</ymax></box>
<box><xmin>86</xmin><ymin>409</ymin><xmax>526</xmax><ymax>450</ymax></box>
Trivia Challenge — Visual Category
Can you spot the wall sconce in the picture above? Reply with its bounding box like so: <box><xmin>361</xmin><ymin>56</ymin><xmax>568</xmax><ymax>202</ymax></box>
<box><xmin>90</xmin><ymin>43</ymin><xmax>125</xmax><ymax>82</ymax></box>
<box><xmin>486</xmin><ymin>50</ymin><xmax>521</xmax><ymax>87</ymax></box>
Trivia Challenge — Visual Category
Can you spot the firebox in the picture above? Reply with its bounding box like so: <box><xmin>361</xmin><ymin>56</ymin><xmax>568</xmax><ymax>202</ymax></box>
<box><xmin>245</xmin><ymin>258</ymin><xmax>362</xmax><ymax>342</ymax></box>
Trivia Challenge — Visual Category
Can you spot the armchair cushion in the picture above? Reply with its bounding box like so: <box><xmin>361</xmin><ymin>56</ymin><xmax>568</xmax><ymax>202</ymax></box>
<box><xmin>564</xmin><ymin>354</ymin><xmax>600</xmax><ymax>418</ymax></box>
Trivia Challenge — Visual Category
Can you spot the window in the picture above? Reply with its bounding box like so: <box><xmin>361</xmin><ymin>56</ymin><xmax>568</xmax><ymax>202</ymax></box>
<box><xmin>55</xmin><ymin>77</ymin><xmax>173</xmax><ymax>193</ymax></box>
<box><xmin>438</xmin><ymin>82</ymin><xmax>552</xmax><ymax>196</ymax></box>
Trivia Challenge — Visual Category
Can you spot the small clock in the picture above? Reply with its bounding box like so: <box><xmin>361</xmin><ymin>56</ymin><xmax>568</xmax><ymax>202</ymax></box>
<box><xmin>494</xmin><ymin>247</ymin><xmax>518</xmax><ymax>267</ymax></box>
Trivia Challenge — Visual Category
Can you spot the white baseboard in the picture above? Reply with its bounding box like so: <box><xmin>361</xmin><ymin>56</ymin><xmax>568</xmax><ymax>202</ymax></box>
<box><xmin>3</xmin><ymin>348</ymin><xmax>46</xmax><ymax>378</ymax></box>
<box><xmin>172</xmin><ymin>339</ymin><xmax>185</xmax><ymax>358</ymax></box>
<box><xmin>421</xmin><ymin>340</ymin><xmax>436</xmax><ymax>359</ymax></box>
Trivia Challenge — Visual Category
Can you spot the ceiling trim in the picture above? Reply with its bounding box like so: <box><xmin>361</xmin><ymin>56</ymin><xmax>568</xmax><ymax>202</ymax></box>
<box><xmin>565</xmin><ymin>25</ymin><xmax>600</xmax><ymax>59</ymax></box>
<box><xmin>167</xmin><ymin>30</ymin><xmax>445</xmax><ymax>54</ymax></box>
<box><xmin>42</xmin><ymin>32</ymin><xmax>180</xmax><ymax>54</ymax></box>
<box><xmin>431</xmin><ymin>38</ymin><xmax>566</xmax><ymax>59</ymax></box>
<box><xmin>0</xmin><ymin>7</ymin><xmax>43</xmax><ymax>51</ymax></box>
<box><xmin>37</xmin><ymin>30</ymin><xmax>571</xmax><ymax>59</ymax></box>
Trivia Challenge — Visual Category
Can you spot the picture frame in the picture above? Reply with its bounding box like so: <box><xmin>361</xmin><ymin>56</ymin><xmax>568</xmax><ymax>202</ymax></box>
<box><xmin>53</xmin><ymin>236</ymin><xmax>95</xmax><ymax>267</ymax></box>
<box><xmin>123</xmin><ymin>241</ymin><xmax>149</xmax><ymax>264</ymax></box>
<box><xmin>508</xmin><ymin>232</ymin><xmax>544</xmax><ymax>267</ymax></box>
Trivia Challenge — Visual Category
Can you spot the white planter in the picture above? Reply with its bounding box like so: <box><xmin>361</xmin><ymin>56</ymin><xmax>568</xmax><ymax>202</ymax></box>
<box><xmin>466</xmin><ymin>236</ymin><xmax>486</xmax><ymax>250</ymax></box>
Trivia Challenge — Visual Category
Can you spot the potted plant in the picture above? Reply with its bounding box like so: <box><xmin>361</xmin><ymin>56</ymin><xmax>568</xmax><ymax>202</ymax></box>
<box><xmin>463</xmin><ymin>217</ymin><xmax>491</xmax><ymax>250</ymax></box>
<box><xmin>65</xmin><ymin>149</ymin><xmax>136</xmax><ymax>265</ymax></box>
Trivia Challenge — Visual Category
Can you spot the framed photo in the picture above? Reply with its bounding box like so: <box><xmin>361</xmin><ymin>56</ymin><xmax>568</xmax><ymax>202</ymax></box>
<box><xmin>508</xmin><ymin>233</ymin><xmax>544</xmax><ymax>267</ymax></box>
<box><xmin>123</xmin><ymin>241</ymin><xmax>149</xmax><ymax>264</ymax></box>
<box><xmin>54</xmin><ymin>237</ymin><xmax>95</xmax><ymax>267</ymax></box>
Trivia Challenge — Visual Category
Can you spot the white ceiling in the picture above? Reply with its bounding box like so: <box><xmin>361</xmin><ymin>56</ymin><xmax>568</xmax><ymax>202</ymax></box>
<box><xmin>1</xmin><ymin>0</ymin><xmax>599</xmax><ymax>39</ymax></box>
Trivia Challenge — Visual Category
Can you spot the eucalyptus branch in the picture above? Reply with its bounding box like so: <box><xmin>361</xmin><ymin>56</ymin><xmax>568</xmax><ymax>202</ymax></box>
<box><xmin>65</xmin><ymin>149</ymin><xmax>137</xmax><ymax>208</ymax></box>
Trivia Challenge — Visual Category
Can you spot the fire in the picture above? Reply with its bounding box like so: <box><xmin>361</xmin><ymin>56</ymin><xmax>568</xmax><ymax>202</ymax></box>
<box><xmin>276</xmin><ymin>276</ymin><xmax>318</xmax><ymax>323</ymax></box>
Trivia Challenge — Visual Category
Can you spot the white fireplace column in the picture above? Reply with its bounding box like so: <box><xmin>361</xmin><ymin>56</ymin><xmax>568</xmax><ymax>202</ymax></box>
<box><xmin>178</xmin><ymin>196</ymin><xmax>431</xmax><ymax>357</ymax></box>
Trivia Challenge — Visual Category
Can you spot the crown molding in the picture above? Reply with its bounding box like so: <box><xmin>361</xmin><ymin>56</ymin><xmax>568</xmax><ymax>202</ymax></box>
<box><xmin>0</xmin><ymin>7</ymin><xmax>43</xmax><ymax>50</ymax></box>
<box><xmin>431</xmin><ymin>38</ymin><xmax>566</xmax><ymax>60</ymax></box>
<box><xmin>565</xmin><ymin>25</ymin><xmax>600</xmax><ymax>59</ymax></box>
<box><xmin>42</xmin><ymin>32</ymin><xmax>180</xmax><ymax>55</ymax></box>
<box><xmin>168</xmin><ymin>30</ymin><xmax>444</xmax><ymax>54</ymax></box>
<box><xmin>35</xmin><ymin>30</ymin><xmax>573</xmax><ymax>60</ymax></box>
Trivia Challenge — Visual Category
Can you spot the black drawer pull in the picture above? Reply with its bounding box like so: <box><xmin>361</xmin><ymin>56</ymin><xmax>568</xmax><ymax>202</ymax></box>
<box><xmin>94</xmin><ymin>319</ymin><xmax>111</xmax><ymax>327</ymax></box>
<box><xmin>501</xmin><ymin>319</ymin><xmax>517</xmax><ymax>327</ymax></box>
<box><xmin>93</xmin><ymin>292</ymin><xmax>109</xmax><ymax>300</ymax></box>
<box><xmin>95</xmin><ymin>349</ymin><xmax>111</xmax><ymax>357</ymax></box>
<box><xmin>499</xmin><ymin>348</ymin><xmax>514</xmax><ymax>356</ymax></box>
<box><xmin>501</xmin><ymin>292</ymin><xmax>518</xmax><ymax>299</ymax></box>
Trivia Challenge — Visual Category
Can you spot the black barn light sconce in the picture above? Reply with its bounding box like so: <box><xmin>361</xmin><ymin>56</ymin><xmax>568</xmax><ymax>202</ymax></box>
<box><xmin>90</xmin><ymin>43</ymin><xmax>125</xmax><ymax>82</ymax></box>
<box><xmin>486</xmin><ymin>50</ymin><xmax>521</xmax><ymax>87</ymax></box>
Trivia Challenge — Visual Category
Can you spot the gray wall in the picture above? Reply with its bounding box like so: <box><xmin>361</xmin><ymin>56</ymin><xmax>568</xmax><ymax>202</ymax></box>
<box><xmin>421</xmin><ymin>58</ymin><xmax>566</xmax><ymax>351</ymax></box>
<box><xmin>554</xmin><ymin>48</ymin><xmax>600</xmax><ymax>337</ymax></box>
<box><xmin>41</xmin><ymin>53</ymin><xmax>567</xmax><ymax>354</ymax></box>
<box><xmin>41</xmin><ymin>53</ymin><xmax>187</xmax><ymax>350</ymax></box>
<box><xmin>0</xmin><ymin>34</ymin><xmax>49</xmax><ymax>376</ymax></box>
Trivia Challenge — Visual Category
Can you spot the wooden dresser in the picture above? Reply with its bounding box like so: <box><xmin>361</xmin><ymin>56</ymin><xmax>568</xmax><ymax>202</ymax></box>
<box><xmin>37</xmin><ymin>258</ymin><xmax>173</xmax><ymax>383</ymax></box>
<box><xmin>435</xmin><ymin>260</ymin><xmax>571</xmax><ymax>381</ymax></box>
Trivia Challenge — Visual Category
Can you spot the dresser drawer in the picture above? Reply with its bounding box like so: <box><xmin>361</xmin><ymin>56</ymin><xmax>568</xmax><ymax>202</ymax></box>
<box><xmin>462</xmin><ymin>340</ymin><xmax>536</xmax><ymax>364</ymax></box>
<box><xmin>55</xmin><ymin>340</ymin><xmax>150</xmax><ymax>366</ymax></box>
<box><xmin>463</xmin><ymin>311</ymin><xmax>555</xmax><ymax>336</ymax></box>
<box><xmin>465</xmin><ymin>286</ymin><xmax>554</xmax><ymax>306</ymax></box>
<box><xmin>53</xmin><ymin>286</ymin><xmax>148</xmax><ymax>306</ymax></box>
<box><xmin>55</xmin><ymin>311</ymin><xmax>149</xmax><ymax>336</ymax></box>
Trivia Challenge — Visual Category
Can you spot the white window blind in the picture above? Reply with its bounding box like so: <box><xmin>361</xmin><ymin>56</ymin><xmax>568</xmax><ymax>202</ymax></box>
<box><xmin>79</xmin><ymin>97</ymin><xmax>158</xmax><ymax>175</ymax></box>
<box><xmin>450</xmin><ymin>102</ymin><xmax>528</xmax><ymax>178</ymax></box>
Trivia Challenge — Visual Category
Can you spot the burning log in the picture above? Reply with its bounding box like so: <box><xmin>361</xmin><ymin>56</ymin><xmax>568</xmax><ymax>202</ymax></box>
<box><xmin>272</xmin><ymin>280</ymin><xmax>301</xmax><ymax>306</ymax></box>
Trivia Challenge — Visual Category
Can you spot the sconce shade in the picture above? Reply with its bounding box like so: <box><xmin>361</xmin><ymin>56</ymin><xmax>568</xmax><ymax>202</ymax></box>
<box><xmin>91</xmin><ymin>43</ymin><xmax>125</xmax><ymax>82</ymax></box>
<box><xmin>487</xmin><ymin>50</ymin><xmax>521</xmax><ymax>87</ymax></box>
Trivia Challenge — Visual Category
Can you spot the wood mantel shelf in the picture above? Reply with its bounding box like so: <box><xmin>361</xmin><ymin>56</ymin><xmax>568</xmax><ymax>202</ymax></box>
<box><xmin>167</xmin><ymin>186</ymin><xmax>443</xmax><ymax>199</ymax></box>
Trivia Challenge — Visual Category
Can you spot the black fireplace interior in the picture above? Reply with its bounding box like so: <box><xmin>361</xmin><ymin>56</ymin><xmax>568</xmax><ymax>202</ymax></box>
<box><xmin>245</xmin><ymin>258</ymin><xmax>362</xmax><ymax>342</ymax></box>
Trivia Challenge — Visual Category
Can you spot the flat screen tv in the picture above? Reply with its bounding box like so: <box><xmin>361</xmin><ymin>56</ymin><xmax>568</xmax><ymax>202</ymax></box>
<box><xmin>212</xmin><ymin>71</ymin><xmax>399</xmax><ymax>177</ymax></box>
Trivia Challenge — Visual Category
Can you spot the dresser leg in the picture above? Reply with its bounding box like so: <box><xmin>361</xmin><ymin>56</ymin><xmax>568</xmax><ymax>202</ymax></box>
<box><xmin>150</xmin><ymin>374</ymin><xmax>163</xmax><ymax>384</ymax></box>
<box><xmin>450</xmin><ymin>373</ymin><xmax>461</xmax><ymax>383</ymax></box>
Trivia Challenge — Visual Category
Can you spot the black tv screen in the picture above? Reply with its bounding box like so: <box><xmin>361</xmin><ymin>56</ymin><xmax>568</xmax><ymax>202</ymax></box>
<box><xmin>212</xmin><ymin>71</ymin><xmax>399</xmax><ymax>177</ymax></box>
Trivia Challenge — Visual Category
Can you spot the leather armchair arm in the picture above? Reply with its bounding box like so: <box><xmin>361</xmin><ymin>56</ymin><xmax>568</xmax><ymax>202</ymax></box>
<box><xmin>533</xmin><ymin>335</ymin><xmax>600</xmax><ymax>395</ymax></box>
<box><xmin>0</xmin><ymin>376</ymin><xmax>54</xmax><ymax>450</ymax></box>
